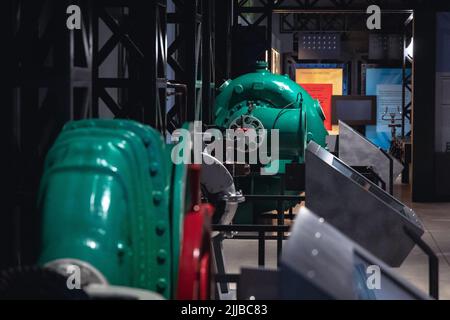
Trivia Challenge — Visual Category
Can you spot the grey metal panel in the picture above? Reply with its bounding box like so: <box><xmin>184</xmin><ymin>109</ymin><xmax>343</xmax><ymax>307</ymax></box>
<box><xmin>280</xmin><ymin>207</ymin><xmax>430</xmax><ymax>300</ymax></box>
<box><xmin>325</xmin><ymin>134</ymin><xmax>338</xmax><ymax>154</ymax></box>
<box><xmin>338</xmin><ymin>120</ymin><xmax>403</xmax><ymax>191</ymax></box>
<box><xmin>201</xmin><ymin>153</ymin><xmax>235</xmax><ymax>194</ymax></box>
<box><xmin>200</xmin><ymin>153</ymin><xmax>244</xmax><ymax>226</ymax></box>
<box><xmin>281</xmin><ymin>208</ymin><xmax>355</xmax><ymax>299</ymax></box>
<box><xmin>297</xmin><ymin>32</ymin><xmax>341</xmax><ymax>60</ymax></box>
<box><xmin>237</xmin><ymin>268</ymin><xmax>279</xmax><ymax>300</ymax></box>
<box><xmin>305</xmin><ymin>141</ymin><xmax>424</xmax><ymax>267</ymax></box>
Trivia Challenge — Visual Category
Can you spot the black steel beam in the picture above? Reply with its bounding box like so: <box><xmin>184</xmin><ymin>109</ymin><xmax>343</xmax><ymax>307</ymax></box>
<box><xmin>402</xmin><ymin>14</ymin><xmax>413</xmax><ymax>138</ymax></box>
<box><xmin>201</xmin><ymin>0</ymin><xmax>213</xmax><ymax>124</ymax></box>
<box><xmin>167</xmin><ymin>0</ymin><xmax>215</xmax><ymax>126</ymax></box>
<box><xmin>411</xmin><ymin>9</ymin><xmax>436</xmax><ymax>202</ymax></box>
<box><xmin>5</xmin><ymin>0</ymin><xmax>16</xmax><ymax>269</ymax></box>
<box><xmin>93</xmin><ymin>1</ymin><xmax>167</xmax><ymax>131</ymax></box>
<box><xmin>280</xmin><ymin>11</ymin><xmax>409</xmax><ymax>32</ymax></box>
<box><xmin>168</xmin><ymin>0</ymin><xmax>200</xmax><ymax>122</ymax></box>
<box><xmin>215</xmin><ymin>0</ymin><xmax>232</xmax><ymax>85</ymax></box>
<box><xmin>8</xmin><ymin>0</ymin><xmax>93</xmax><ymax>267</ymax></box>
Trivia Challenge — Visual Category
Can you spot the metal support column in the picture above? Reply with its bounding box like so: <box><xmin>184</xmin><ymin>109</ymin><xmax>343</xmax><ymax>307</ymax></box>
<box><xmin>167</xmin><ymin>0</ymin><xmax>215</xmax><ymax>127</ymax></box>
<box><xmin>93</xmin><ymin>0</ymin><xmax>167</xmax><ymax>132</ymax></box>
<box><xmin>8</xmin><ymin>0</ymin><xmax>93</xmax><ymax>266</ymax></box>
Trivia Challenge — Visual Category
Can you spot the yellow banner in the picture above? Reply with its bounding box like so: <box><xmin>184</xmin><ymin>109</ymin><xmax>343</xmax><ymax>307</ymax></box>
<box><xmin>295</xmin><ymin>68</ymin><xmax>343</xmax><ymax>96</ymax></box>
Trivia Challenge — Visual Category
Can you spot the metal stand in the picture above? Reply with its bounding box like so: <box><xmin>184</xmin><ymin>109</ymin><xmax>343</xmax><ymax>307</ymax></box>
<box><xmin>212</xmin><ymin>234</ymin><xmax>229</xmax><ymax>296</ymax></box>
<box><xmin>380</xmin><ymin>149</ymin><xmax>394</xmax><ymax>195</ymax></box>
<box><xmin>404</xmin><ymin>226</ymin><xmax>439</xmax><ymax>299</ymax></box>
<box><xmin>211</xmin><ymin>194</ymin><xmax>301</xmax><ymax>299</ymax></box>
<box><xmin>352</xmin><ymin>166</ymin><xmax>387</xmax><ymax>191</ymax></box>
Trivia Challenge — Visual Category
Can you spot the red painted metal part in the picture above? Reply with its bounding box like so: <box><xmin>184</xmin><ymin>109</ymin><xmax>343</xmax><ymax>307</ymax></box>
<box><xmin>199</xmin><ymin>251</ymin><xmax>211</xmax><ymax>300</ymax></box>
<box><xmin>176</xmin><ymin>204</ymin><xmax>214</xmax><ymax>300</ymax></box>
<box><xmin>176</xmin><ymin>165</ymin><xmax>214</xmax><ymax>300</ymax></box>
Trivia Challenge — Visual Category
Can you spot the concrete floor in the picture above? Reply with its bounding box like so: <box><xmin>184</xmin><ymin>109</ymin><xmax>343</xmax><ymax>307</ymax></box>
<box><xmin>219</xmin><ymin>180</ymin><xmax>450</xmax><ymax>300</ymax></box>
<box><xmin>392</xmin><ymin>182</ymin><xmax>450</xmax><ymax>299</ymax></box>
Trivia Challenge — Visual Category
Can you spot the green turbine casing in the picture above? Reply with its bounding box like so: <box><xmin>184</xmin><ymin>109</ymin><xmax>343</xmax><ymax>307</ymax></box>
<box><xmin>214</xmin><ymin>62</ymin><xmax>328</xmax><ymax>163</ymax></box>
<box><xmin>37</xmin><ymin>119</ymin><xmax>185</xmax><ymax>298</ymax></box>
<box><xmin>214</xmin><ymin>62</ymin><xmax>328</xmax><ymax>222</ymax></box>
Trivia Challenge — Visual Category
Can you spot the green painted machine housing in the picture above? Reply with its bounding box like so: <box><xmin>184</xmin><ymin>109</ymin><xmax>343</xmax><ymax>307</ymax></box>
<box><xmin>214</xmin><ymin>61</ymin><xmax>328</xmax><ymax>163</ymax></box>
<box><xmin>37</xmin><ymin>119</ymin><xmax>187</xmax><ymax>298</ymax></box>
<box><xmin>214</xmin><ymin>62</ymin><xmax>328</xmax><ymax>222</ymax></box>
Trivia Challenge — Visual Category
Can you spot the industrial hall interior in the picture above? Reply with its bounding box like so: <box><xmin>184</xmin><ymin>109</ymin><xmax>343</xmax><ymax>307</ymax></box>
<box><xmin>3</xmin><ymin>0</ymin><xmax>450</xmax><ymax>301</ymax></box>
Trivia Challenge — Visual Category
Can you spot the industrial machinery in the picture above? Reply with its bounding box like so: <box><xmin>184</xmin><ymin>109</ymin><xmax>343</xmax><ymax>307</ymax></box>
<box><xmin>278</xmin><ymin>207</ymin><xmax>430</xmax><ymax>300</ymax></box>
<box><xmin>236</xmin><ymin>207</ymin><xmax>430</xmax><ymax>300</ymax></box>
<box><xmin>338</xmin><ymin>120</ymin><xmax>403</xmax><ymax>195</ymax></box>
<box><xmin>305</xmin><ymin>141</ymin><xmax>424</xmax><ymax>267</ymax></box>
<box><xmin>200</xmin><ymin>152</ymin><xmax>245</xmax><ymax>228</ymax></box>
<box><xmin>1</xmin><ymin>119</ymin><xmax>214</xmax><ymax>300</ymax></box>
<box><xmin>213</xmin><ymin>61</ymin><xmax>329</xmax><ymax>222</ymax></box>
